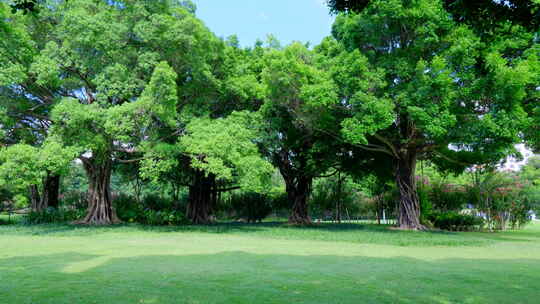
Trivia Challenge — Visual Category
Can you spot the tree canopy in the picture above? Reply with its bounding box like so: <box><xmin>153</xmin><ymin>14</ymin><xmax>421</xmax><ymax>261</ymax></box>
<box><xmin>330</xmin><ymin>0</ymin><xmax>536</xmax><ymax>229</ymax></box>
<box><xmin>0</xmin><ymin>0</ymin><xmax>538</xmax><ymax>229</ymax></box>
<box><xmin>327</xmin><ymin>0</ymin><xmax>540</xmax><ymax>32</ymax></box>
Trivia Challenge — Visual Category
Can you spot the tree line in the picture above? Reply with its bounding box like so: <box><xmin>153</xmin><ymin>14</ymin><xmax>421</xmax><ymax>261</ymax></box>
<box><xmin>0</xmin><ymin>0</ymin><xmax>538</xmax><ymax>229</ymax></box>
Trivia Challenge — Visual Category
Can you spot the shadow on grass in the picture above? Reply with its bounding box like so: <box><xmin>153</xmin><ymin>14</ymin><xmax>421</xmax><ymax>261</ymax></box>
<box><xmin>1</xmin><ymin>221</ymin><xmax>538</xmax><ymax>247</ymax></box>
<box><xmin>1</xmin><ymin>251</ymin><xmax>539</xmax><ymax>304</ymax></box>
<box><xmin>0</xmin><ymin>221</ymin><xmax>431</xmax><ymax>235</ymax></box>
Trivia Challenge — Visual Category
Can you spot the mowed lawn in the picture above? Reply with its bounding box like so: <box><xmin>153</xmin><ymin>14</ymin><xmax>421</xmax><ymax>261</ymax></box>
<box><xmin>1</xmin><ymin>219</ymin><xmax>540</xmax><ymax>304</ymax></box>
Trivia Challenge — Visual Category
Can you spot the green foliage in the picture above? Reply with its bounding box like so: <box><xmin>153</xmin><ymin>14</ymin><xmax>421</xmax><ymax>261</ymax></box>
<box><xmin>427</xmin><ymin>181</ymin><xmax>468</xmax><ymax>212</ymax></box>
<box><xmin>140</xmin><ymin>209</ymin><xmax>187</xmax><ymax>226</ymax></box>
<box><xmin>178</xmin><ymin>112</ymin><xmax>274</xmax><ymax>193</ymax></box>
<box><xmin>323</xmin><ymin>0</ymin><xmax>536</xmax><ymax>228</ymax></box>
<box><xmin>258</xmin><ymin>42</ymin><xmax>348</xmax><ymax>221</ymax></box>
<box><xmin>0</xmin><ymin>141</ymin><xmax>78</xmax><ymax>190</ymax></box>
<box><xmin>0</xmin><ymin>0</ymin><xmax>538</xmax><ymax>230</ymax></box>
<box><xmin>113</xmin><ymin>194</ymin><xmax>142</xmax><ymax>223</ymax></box>
<box><xmin>12</xmin><ymin>194</ymin><xmax>29</xmax><ymax>209</ymax></box>
<box><xmin>269</xmin><ymin>192</ymin><xmax>291</xmax><ymax>211</ymax></box>
<box><xmin>429</xmin><ymin>211</ymin><xmax>484</xmax><ymax>231</ymax></box>
<box><xmin>331</xmin><ymin>0</ymin><xmax>535</xmax><ymax>173</ymax></box>
<box><xmin>0</xmin><ymin>144</ymin><xmax>41</xmax><ymax>188</ymax></box>
<box><xmin>23</xmin><ymin>207</ymin><xmax>85</xmax><ymax>224</ymax></box>
<box><xmin>519</xmin><ymin>156</ymin><xmax>540</xmax><ymax>214</ymax></box>
<box><xmin>460</xmin><ymin>169</ymin><xmax>537</xmax><ymax>230</ymax></box>
<box><xmin>418</xmin><ymin>186</ymin><xmax>434</xmax><ymax>226</ymax></box>
<box><xmin>310</xmin><ymin>175</ymin><xmax>361</xmax><ymax>217</ymax></box>
<box><xmin>315</xmin><ymin>38</ymin><xmax>392</xmax><ymax>145</ymax></box>
<box><xmin>508</xmin><ymin>199</ymin><xmax>533</xmax><ymax>230</ymax></box>
<box><xmin>1</xmin><ymin>0</ymin><xmax>222</xmax><ymax>225</ymax></box>
<box><xmin>417</xmin><ymin>161</ymin><xmax>537</xmax><ymax>231</ymax></box>
<box><xmin>50</xmin><ymin>60</ymin><xmax>179</xmax><ymax>157</ymax></box>
<box><xmin>225</xmin><ymin>192</ymin><xmax>273</xmax><ymax>223</ymax></box>
<box><xmin>327</xmin><ymin>0</ymin><xmax>540</xmax><ymax>32</ymax></box>
<box><xmin>113</xmin><ymin>193</ymin><xmax>187</xmax><ymax>225</ymax></box>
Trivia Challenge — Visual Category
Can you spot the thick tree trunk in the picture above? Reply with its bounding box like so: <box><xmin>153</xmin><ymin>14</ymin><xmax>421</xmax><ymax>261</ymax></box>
<box><xmin>187</xmin><ymin>170</ymin><xmax>216</xmax><ymax>224</ymax></box>
<box><xmin>41</xmin><ymin>173</ymin><xmax>60</xmax><ymax>209</ymax></box>
<box><xmin>29</xmin><ymin>174</ymin><xmax>61</xmax><ymax>212</ymax></box>
<box><xmin>29</xmin><ymin>185</ymin><xmax>42</xmax><ymax>211</ymax></box>
<box><xmin>286</xmin><ymin>176</ymin><xmax>313</xmax><ymax>225</ymax></box>
<box><xmin>79</xmin><ymin>158</ymin><xmax>119</xmax><ymax>225</ymax></box>
<box><xmin>395</xmin><ymin>151</ymin><xmax>425</xmax><ymax>230</ymax></box>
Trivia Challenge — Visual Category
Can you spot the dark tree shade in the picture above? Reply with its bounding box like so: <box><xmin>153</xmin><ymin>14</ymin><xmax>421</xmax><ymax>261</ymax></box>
<box><xmin>327</xmin><ymin>0</ymin><xmax>540</xmax><ymax>31</ymax></box>
<box><xmin>327</xmin><ymin>0</ymin><xmax>370</xmax><ymax>14</ymax></box>
<box><xmin>9</xmin><ymin>0</ymin><xmax>40</xmax><ymax>14</ymax></box>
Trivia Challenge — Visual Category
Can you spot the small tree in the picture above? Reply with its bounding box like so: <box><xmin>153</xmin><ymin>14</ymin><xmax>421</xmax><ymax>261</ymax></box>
<box><xmin>0</xmin><ymin>141</ymin><xmax>77</xmax><ymax>211</ymax></box>
<box><xmin>141</xmin><ymin>112</ymin><xmax>274</xmax><ymax>224</ymax></box>
<box><xmin>258</xmin><ymin>42</ymin><xmax>349</xmax><ymax>224</ymax></box>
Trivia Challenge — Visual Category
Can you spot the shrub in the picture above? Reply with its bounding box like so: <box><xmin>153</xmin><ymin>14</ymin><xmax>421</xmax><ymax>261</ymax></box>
<box><xmin>310</xmin><ymin>176</ymin><xmax>362</xmax><ymax>219</ymax></box>
<box><xmin>508</xmin><ymin>200</ymin><xmax>532</xmax><ymax>229</ymax></box>
<box><xmin>13</xmin><ymin>194</ymin><xmax>29</xmax><ymax>209</ymax></box>
<box><xmin>418</xmin><ymin>186</ymin><xmax>434</xmax><ymax>226</ymax></box>
<box><xmin>269</xmin><ymin>192</ymin><xmax>291</xmax><ymax>211</ymax></box>
<box><xmin>60</xmin><ymin>191</ymin><xmax>87</xmax><ymax>210</ymax></box>
<box><xmin>141</xmin><ymin>193</ymin><xmax>176</xmax><ymax>212</ymax></box>
<box><xmin>227</xmin><ymin>192</ymin><xmax>273</xmax><ymax>223</ymax></box>
<box><xmin>430</xmin><ymin>211</ymin><xmax>484</xmax><ymax>231</ymax></box>
<box><xmin>113</xmin><ymin>193</ymin><xmax>142</xmax><ymax>222</ymax></box>
<box><xmin>428</xmin><ymin>182</ymin><xmax>468</xmax><ymax>211</ymax></box>
<box><xmin>23</xmin><ymin>207</ymin><xmax>85</xmax><ymax>224</ymax></box>
<box><xmin>113</xmin><ymin>193</ymin><xmax>186</xmax><ymax>225</ymax></box>
<box><xmin>139</xmin><ymin>209</ymin><xmax>187</xmax><ymax>226</ymax></box>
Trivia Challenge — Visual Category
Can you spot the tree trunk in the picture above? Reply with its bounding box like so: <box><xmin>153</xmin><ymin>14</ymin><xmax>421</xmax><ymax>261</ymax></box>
<box><xmin>79</xmin><ymin>157</ymin><xmax>119</xmax><ymax>225</ymax></box>
<box><xmin>336</xmin><ymin>173</ymin><xmax>342</xmax><ymax>223</ymax></box>
<box><xmin>376</xmin><ymin>197</ymin><xmax>381</xmax><ymax>225</ymax></box>
<box><xmin>41</xmin><ymin>173</ymin><xmax>60</xmax><ymax>209</ymax></box>
<box><xmin>29</xmin><ymin>174</ymin><xmax>61</xmax><ymax>212</ymax></box>
<box><xmin>187</xmin><ymin>170</ymin><xmax>215</xmax><ymax>224</ymax></box>
<box><xmin>395</xmin><ymin>151</ymin><xmax>425</xmax><ymax>230</ymax></box>
<box><xmin>134</xmin><ymin>175</ymin><xmax>142</xmax><ymax>204</ymax></box>
<box><xmin>286</xmin><ymin>175</ymin><xmax>313</xmax><ymax>225</ymax></box>
<box><xmin>29</xmin><ymin>184</ymin><xmax>42</xmax><ymax>211</ymax></box>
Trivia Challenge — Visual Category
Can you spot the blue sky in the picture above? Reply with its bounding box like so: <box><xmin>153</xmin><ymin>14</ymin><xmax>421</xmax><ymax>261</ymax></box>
<box><xmin>192</xmin><ymin>0</ymin><xmax>335</xmax><ymax>47</ymax></box>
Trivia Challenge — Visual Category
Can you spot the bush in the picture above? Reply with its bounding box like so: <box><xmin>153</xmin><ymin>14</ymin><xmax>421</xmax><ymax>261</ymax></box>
<box><xmin>139</xmin><ymin>209</ymin><xmax>187</xmax><ymax>226</ymax></box>
<box><xmin>418</xmin><ymin>186</ymin><xmax>434</xmax><ymax>226</ymax></box>
<box><xmin>269</xmin><ymin>192</ymin><xmax>291</xmax><ymax>211</ymax></box>
<box><xmin>114</xmin><ymin>193</ymin><xmax>142</xmax><ymax>222</ymax></box>
<box><xmin>13</xmin><ymin>194</ymin><xmax>29</xmax><ymax>209</ymax></box>
<box><xmin>23</xmin><ymin>207</ymin><xmax>85</xmax><ymax>224</ymax></box>
<box><xmin>60</xmin><ymin>191</ymin><xmax>87</xmax><ymax>210</ymax></box>
<box><xmin>428</xmin><ymin>182</ymin><xmax>468</xmax><ymax>211</ymax></box>
<box><xmin>310</xmin><ymin>176</ymin><xmax>362</xmax><ymax>219</ymax></box>
<box><xmin>430</xmin><ymin>211</ymin><xmax>484</xmax><ymax>231</ymax></box>
<box><xmin>113</xmin><ymin>193</ymin><xmax>186</xmax><ymax>225</ymax></box>
<box><xmin>227</xmin><ymin>192</ymin><xmax>273</xmax><ymax>223</ymax></box>
<box><xmin>141</xmin><ymin>193</ymin><xmax>177</xmax><ymax>212</ymax></box>
<box><xmin>508</xmin><ymin>200</ymin><xmax>532</xmax><ymax>229</ymax></box>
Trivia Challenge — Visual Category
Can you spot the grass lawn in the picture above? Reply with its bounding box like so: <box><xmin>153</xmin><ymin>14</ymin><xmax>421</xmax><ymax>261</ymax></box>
<box><xmin>1</xmin><ymin>219</ymin><xmax>539</xmax><ymax>304</ymax></box>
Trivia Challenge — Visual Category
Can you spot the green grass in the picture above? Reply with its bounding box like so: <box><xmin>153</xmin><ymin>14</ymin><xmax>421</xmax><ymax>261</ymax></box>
<box><xmin>1</xmin><ymin>220</ymin><xmax>539</xmax><ymax>304</ymax></box>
